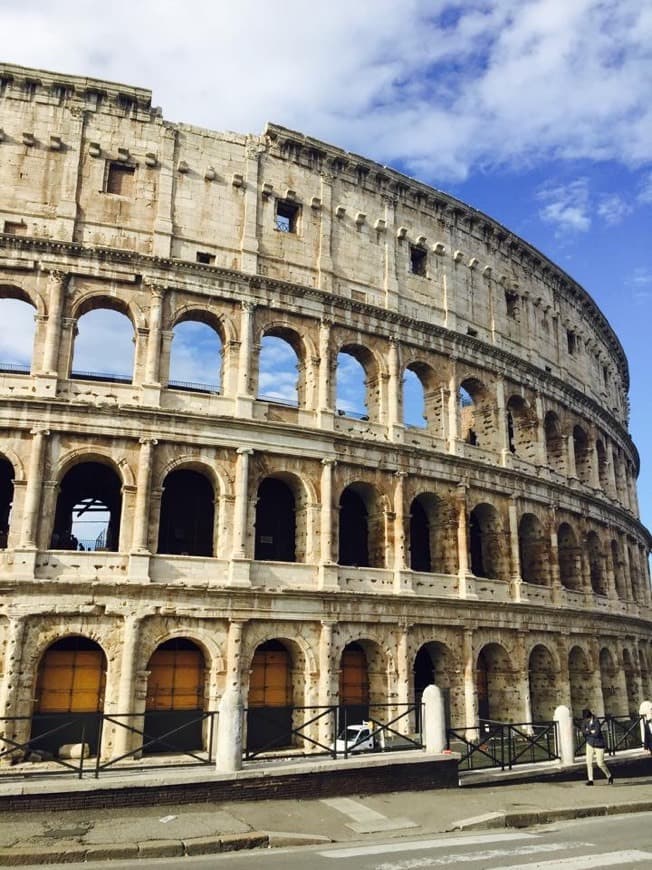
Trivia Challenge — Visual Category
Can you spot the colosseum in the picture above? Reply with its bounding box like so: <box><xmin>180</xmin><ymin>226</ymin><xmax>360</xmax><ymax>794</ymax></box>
<box><xmin>0</xmin><ymin>62</ymin><xmax>650</xmax><ymax>764</ymax></box>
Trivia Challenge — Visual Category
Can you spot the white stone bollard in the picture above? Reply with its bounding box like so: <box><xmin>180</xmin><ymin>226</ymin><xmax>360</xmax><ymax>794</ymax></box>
<box><xmin>215</xmin><ymin>687</ymin><xmax>244</xmax><ymax>772</ymax></box>
<box><xmin>423</xmin><ymin>684</ymin><xmax>447</xmax><ymax>754</ymax></box>
<box><xmin>553</xmin><ymin>704</ymin><xmax>575</xmax><ymax>767</ymax></box>
<box><xmin>639</xmin><ymin>700</ymin><xmax>652</xmax><ymax>748</ymax></box>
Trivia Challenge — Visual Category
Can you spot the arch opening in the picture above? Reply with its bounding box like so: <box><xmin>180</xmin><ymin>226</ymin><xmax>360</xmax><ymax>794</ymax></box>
<box><xmin>31</xmin><ymin>636</ymin><xmax>106</xmax><ymax>756</ymax></box>
<box><xmin>51</xmin><ymin>462</ymin><xmax>122</xmax><ymax>552</ymax></box>
<box><xmin>144</xmin><ymin>638</ymin><xmax>206</xmax><ymax>754</ymax></box>
<box><xmin>157</xmin><ymin>469</ymin><xmax>215</xmax><ymax>557</ymax></box>
<box><xmin>254</xmin><ymin>477</ymin><xmax>296</xmax><ymax>562</ymax></box>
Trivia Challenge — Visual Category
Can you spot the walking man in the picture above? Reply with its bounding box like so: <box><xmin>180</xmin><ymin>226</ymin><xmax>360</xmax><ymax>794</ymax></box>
<box><xmin>581</xmin><ymin>708</ymin><xmax>613</xmax><ymax>785</ymax></box>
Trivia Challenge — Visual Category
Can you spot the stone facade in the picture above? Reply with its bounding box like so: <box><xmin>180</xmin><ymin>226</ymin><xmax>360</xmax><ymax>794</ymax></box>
<box><xmin>0</xmin><ymin>63</ymin><xmax>650</xmax><ymax>759</ymax></box>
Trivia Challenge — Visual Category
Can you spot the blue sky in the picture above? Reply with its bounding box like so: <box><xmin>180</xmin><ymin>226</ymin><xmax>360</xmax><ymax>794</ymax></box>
<box><xmin>1</xmin><ymin>0</ymin><xmax>651</xmax><ymax>530</ymax></box>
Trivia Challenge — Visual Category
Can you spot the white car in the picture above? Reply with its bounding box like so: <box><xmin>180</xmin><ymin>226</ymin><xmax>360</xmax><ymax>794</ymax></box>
<box><xmin>334</xmin><ymin>723</ymin><xmax>376</xmax><ymax>753</ymax></box>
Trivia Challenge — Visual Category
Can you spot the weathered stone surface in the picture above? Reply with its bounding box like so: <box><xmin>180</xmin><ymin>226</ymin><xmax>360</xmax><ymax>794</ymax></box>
<box><xmin>0</xmin><ymin>63</ymin><xmax>649</xmax><ymax>765</ymax></box>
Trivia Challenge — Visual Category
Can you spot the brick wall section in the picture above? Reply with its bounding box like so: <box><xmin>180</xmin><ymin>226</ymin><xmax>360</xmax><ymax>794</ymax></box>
<box><xmin>0</xmin><ymin>757</ymin><xmax>458</xmax><ymax>812</ymax></box>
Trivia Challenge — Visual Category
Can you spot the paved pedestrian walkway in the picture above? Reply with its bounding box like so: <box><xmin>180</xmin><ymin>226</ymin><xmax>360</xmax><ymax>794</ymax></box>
<box><xmin>1</xmin><ymin>751</ymin><xmax>651</xmax><ymax>865</ymax></box>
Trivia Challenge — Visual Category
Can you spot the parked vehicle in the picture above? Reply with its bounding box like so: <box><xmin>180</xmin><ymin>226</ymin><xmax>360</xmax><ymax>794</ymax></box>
<box><xmin>334</xmin><ymin>722</ymin><xmax>376</xmax><ymax>753</ymax></box>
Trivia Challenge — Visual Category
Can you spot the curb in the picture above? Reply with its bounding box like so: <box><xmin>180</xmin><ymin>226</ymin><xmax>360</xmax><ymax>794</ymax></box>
<box><xmin>452</xmin><ymin>799</ymin><xmax>652</xmax><ymax>832</ymax></box>
<box><xmin>0</xmin><ymin>831</ymin><xmax>270</xmax><ymax>866</ymax></box>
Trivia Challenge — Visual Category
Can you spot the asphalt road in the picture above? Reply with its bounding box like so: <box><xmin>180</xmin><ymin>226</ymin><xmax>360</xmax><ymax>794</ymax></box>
<box><xmin>13</xmin><ymin>812</ymin><xmax>652</xmax><ymax>870</ymax></box>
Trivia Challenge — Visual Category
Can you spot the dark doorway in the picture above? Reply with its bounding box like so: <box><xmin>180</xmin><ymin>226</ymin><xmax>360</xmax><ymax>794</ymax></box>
<box><xmin>339</xmin><ymin>642</ymin><xmax>369</xmax><ymax>728</ymax></box>
<box><xmin>339</xmin><ymin>488</ymin><xmax>369</xmax><ymax>566</ymax></box>
<box><xmin>254</xmin><ymin>478</ymin><xmax>296</xmax><ymax>562</ymax></box>
<box><xmin>31</xmin><ymin>636</ymin><xmax>106</xmax><ymax>756</ymax></box>
<box><xmin>144</xmin><ymin>638</ymin><xmax>205</xmax><ymax>755</ymax></box>
<box><xmin>410</xmin><ymin>498</ymin><xmax>431</xmax><ymax>571</ymax></box>
<box><xmin>0</xmin><ymin>458</ymin><xmax>14</xmax><ymax>549</ymax></box>
<box><xmin>247</xmin><ymin>640</ymin><xmax>292</xmax><ymax>751</ymax></box>
<box><xmin>51</xmin><ymin>463</ymin><xmax>122</xmax><ymax>551</ymax></box>
<box><xmin>158</xmin><ymin>469</ymin><xmax>214</xmax><ymax>556</ymax></box>
<box><xmin>469</xmin><ymin>510</ymin><xmax>485</xmax><ymax>577</ymax></box>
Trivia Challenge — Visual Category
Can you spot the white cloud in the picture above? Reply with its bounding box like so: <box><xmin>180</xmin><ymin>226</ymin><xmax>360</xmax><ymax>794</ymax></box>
<box><xmin>1</xmin><ymin>1</ymin><xmax>652</xmax><ymax>183</ymax></box>
<box><xmin>597</xmin><ymin>194</ymin><xmax>633</xmax><ymax>226</ymax></box>
<box><xmin>536</xmin><ymin>179</ymin><xmax>591</xmax><ymax>234</ymax></box>
<box><xmin>638</xmin><ymin>173</ymin><xmax>652</xmax><ymax>204</ymax></box>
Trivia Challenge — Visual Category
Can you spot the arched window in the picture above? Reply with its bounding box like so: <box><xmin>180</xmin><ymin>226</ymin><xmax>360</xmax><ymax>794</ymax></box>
<box><xmin>528</xmin><ymin>645</ymin><xmax>557</xmax><ymax>722</ymax></box>
<box><xmin>595</xmin><ymin>439</ymin><xmax>609</xmax><ymax>492</ymax></box>
<box><xmin>254</xmin><ymin>477</ymin><xmax>296</xmax><ymax>562</ymax></box>
<box><xmin>458</xmin><ymin>378</ymin><xmax>493</xmax><ymax>448</ymax></box>
<box><xmin>336</xmin><ymin>345</ymin><xmax>375</xmax><ymax>420</ymax></box>
<box><xmin>573</xmin><ymin>425</ymin><xmax>591</xmax><ymax>484</ymax></box>
<box><xmin>168</xmin><ymin>319</ymin><xmax>222</xmax><ymax>393</ymax></box>
<box><xmin>145</xmin><ymin>638</ymin><xmax>206</xmax><ymax>754</ymax></box>
<box><xmin>51</xmin><ymin>462</ymin><xmax>122</xmax><ymax>552</ymax></box>
<box><xmin>31</xmin><ymin>636</ymin><xmax>106</xmax><ymax>755</ymax></box>
<box><xmin>518</xmin><ymin>513</ymin><xmax>548</xmax><ymax>585</ymax></box>
<box><xmin>157</xmin><ymin>469</ymin><xmax>214</xmax><ymax>557</ymax></box>
<box><xmin>586</xmin><ymin>531</ymin><xmax>606</xmax><ymax>595</ymax></box>
<box><xmin>0</xmin><ymin>296</ymin><xmax>36</xmax><ymax>374</ymax></box>
<box><xmin>506</xmin><ymin>395</ymin><xmax>536</xmax><ymax>461</ymax></box>
<box><xmin>611</xmin><ymin>539</ymin><xmax>626</xmax><ymax>599</ymax></box>
<box><xmin>258</xmin><ymin>334</ymin><xmax>299</xmax><ymax>406</ymax></box>
<box><xmin>339</xmin><ymin>487</ymin><xmax>369</xmax><ymax>567</ymax></box>
<box><xmin>413</xmin><ymin>642</ymin><xmax>453</xmax><ymax>729</ymax></box>
<box><xmin>339</xmin><ymin>642</ymin><xmax>369</xmax><ymax>726</ymax></box>
<box><xmin>469</xmin><ymin>503</ymin><xmax>504</xmax><ymax>580</ymax></box>
<box><xmin>0</xmin><ymin>457</ymin><xmax>14</xmax><ymax>549</ymax></box>
<box><xmin>247</xmin><ymin>640</ymin><xmax>292</xmax><ymax>751</ymax></box>
<box><xmin>71</xmin><ymin>307</ymin><xmax>134</xmax><ymax>383</ymax></box>
<box><xmin>558</xmin><ymin>522</ymin><xmax>581</xmax><ymax>591</ymax></box>
<box><xmin>544</xmin><ymin>412</ymin><xmax>565</xmax><ymax>473</ymax></box>
<box><xmin>409</xmin><ymin>498</ymin><xmax>431</xmax><ymax>571</ymax></box>
<box><xmin>403</xmin><ymin>368</ymin><xmax>426</xmax><ymax>428</ymax></box>
<box><xmin>476</xmin><ymin>643</ymin><xmax>515</xmax><ymax>723</ymax></box>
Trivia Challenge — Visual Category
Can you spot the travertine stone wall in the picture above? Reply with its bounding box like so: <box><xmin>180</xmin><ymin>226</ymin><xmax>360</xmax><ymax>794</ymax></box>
<box><xmin>0</xmin><ymin>64</ymin><xmax>650</xmax><ymax>757</ymax></box>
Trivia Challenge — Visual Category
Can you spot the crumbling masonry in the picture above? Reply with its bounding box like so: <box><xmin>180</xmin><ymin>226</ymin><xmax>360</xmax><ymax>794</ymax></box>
<box><xmin>0</xmin><ymin>63</ymin><xmax>650</xmax><ymax>759</ymax></box>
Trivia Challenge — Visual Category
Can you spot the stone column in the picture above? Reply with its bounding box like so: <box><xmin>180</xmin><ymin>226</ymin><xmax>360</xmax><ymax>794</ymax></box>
<box><xmin>41</xmin><ymin>271</ymin><xmax>67</xmax><ymax>374</ymax></box>
<box><xmin>495</xmin><ymin>378</ymin><xmax>510</xmax><ymax>463</ymax></box>
<box><xmin>317</xmin><ymin>319</ymin><xmax>334</xmax><ymax>429</ymax></box>
<box><xmin>463</xmin><ymin>629</ymin><xmax>478</xmax><ymax>737</ymax></box>
<box><xmin>387</xmin><ymin>337</ymin><xmax>403</xmax><ymax>441</ymax></box>
<box><xmin>19</xmin><ymin>428</ymin><xmax>49</xmax><ymax>550</ymax></box>
<box><xmin>393</xmin><ymin>471</ymin><xmax>413</xmax><ymax>595</ymax></box>
<box><xmin>549</xmin><ymin>512</ymin><xmax>563</xmax><ymax>604</ymax></box>
<box><xmin>216</xmin><ymin>620</ymin><xmax>246</xmax><ymax>771</ymax></box>
<box><xmin>232</xmin><ymin>447</ymin><xmax>252</xmax><ymax>559</ymax></box>
<box><xmin>533</xmin><ymin>393</ymin><xmax>547</xmax><ymax>467</ymax></box>
<box><xmin>230</xmin><ymin>449</ymin><xmax>253</xmax><ymax>586</ymax></box>
<box><xmin>566</xmin><ymin>432</ymin><xmax>578</xmax><ymax>478</ymax></box>
<box><xmin>396</xmin><ymin>624</ymin><xmax>411</xmax><ymax>734</ymax></box>
<box><xmin>235</xmin><ymin>302</ymin><xmax>254</xmax><ymax>418</ymax></box>
<box><xmin>319</xmin><ymin>459</ymin><xmax>338</xmax><ymax>589</ymax></box>
<box><xmin>508</xmin><ymin>496</ymin><xmax>526</xmax><ymax>602</ymax></box>
<box><xmin>447</xmin><ymin>361</ymin><xmax>459</xmax><ymax>451</ymax></box>
<box><xmin>0</xmin><ymin>615</ymin><xmax>26</xmax><ymax>720</ymax></box>
<box><xmin>131</xmin><ymin>439</ymin><xmax>157</xmax><ymax>553</ymax></box>
<box><xmin>456</xmin><ymin>485</ymin><xmax>476</xmax><ymax>599</ymax></box>
<box><xmin>318</xmin><ymin>621</ymin><xmax>336</xmax><ymax>748</ymax></box>
<box><xmin>112</xmin><ymin>614</ymin><xmax>142</xmax><ymax>758</ymax></box>
<box><xmin>143</xmin><ymin>286</ymin><xmax>163</xmax><ymax>386</ymax></box>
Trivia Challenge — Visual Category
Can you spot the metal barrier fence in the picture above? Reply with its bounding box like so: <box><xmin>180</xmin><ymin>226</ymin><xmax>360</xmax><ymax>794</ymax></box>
<box><xmin>244</xmin><ymin>703</ymin><xmax>423</xmax><ymax>761</ymax></box>
<box><xmin>574</xmin><ymin>714</ymin><xmax>643</xmax><ymax>757</ymax></box>
<box><xmin>447</xmin><ymin>720</ymin><xmax>559</xmax><ymax>771</ymax></box>
<box><xmin>0</xmin><ymin>711</ymin><xmax>218</xmax><ymax>779</ymax></box>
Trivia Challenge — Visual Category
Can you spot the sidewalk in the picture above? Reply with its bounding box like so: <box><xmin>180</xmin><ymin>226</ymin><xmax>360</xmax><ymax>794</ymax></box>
<box><xmin>1</xmin><ymin>751</ymin><xmax>651</xmax><ymax>866</ymax></box>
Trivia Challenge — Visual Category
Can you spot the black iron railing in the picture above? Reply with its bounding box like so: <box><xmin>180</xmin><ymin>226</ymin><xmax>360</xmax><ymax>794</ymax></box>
<box><xmin>574</xmin><ymin>715</ymin><xmax>643</xmax><ymax>757</ymax></box>
<box><xmin>448</xmin><ymin>720</ymin><xmax>559</xmax><ymax>771</ymax></box>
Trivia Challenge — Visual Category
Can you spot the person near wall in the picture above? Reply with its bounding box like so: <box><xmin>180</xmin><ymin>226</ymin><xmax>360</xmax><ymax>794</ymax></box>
<box><xmin>581</xmin><ymin>708</ymin><xmax>613</xmax><ymax>785</ymax></box>
<box><xmin>644</xmin><ymin>711</ymin><xmax>652</xmax><ymax>755</ymax></box>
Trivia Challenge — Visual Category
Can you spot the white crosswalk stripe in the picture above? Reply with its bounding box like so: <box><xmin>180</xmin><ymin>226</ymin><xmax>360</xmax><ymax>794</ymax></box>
<box><xmin>492</xmin><ymin>850</ymin><xmax>652</xmax><ymax>869</ymax></box>
<box><xmin>320</xmin><ymin>831</ymin><xmax>538</xmax><ymax>858</ymax></box>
